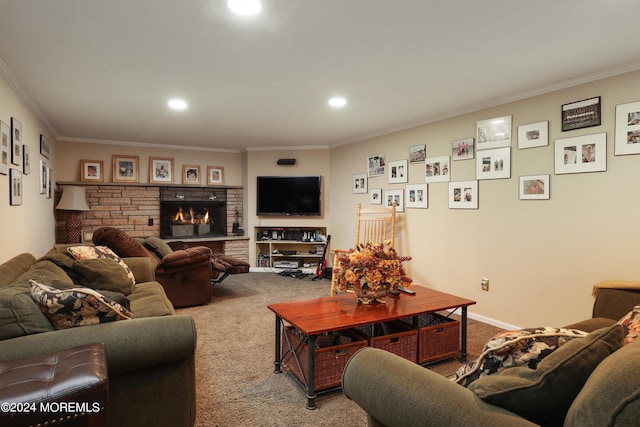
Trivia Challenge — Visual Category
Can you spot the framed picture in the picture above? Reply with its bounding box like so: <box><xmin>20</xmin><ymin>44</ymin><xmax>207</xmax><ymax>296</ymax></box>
<box><xmin>0</xmin><ymin>121</ymin><xmax>9</xmax><ymax>175</ymax></box>
<box><xmin>562</xmin><ymin>96</ymin><xmax>601</xmax><ymax>131</ymax></box>
<box><xmin>352</xmin><ymin>173</ymin><xmax>367</xmax><ymax>193</ymax></box>
<box><xmin>367</xmin><ymin>154</ymin><xmax>385</xmax><ymax>177</ymax></box>
<box><xmin>448</xmin><ymin>180</ymin><xmax>478</xmax><ymax>209</ymax></box>
<box><xmin>112</xmin><ymin>155</ymin><xmax>139</xmax><ymax>182</ymax></box>
<box><xmin>39</xmin><ymin>160</ymin><xmax>47</xmax><ymax>194</ymax></box>
<box><xmin>406</xmin><ymin>184</ymin><xmax>428</xmax><ymax>209</ymax></box>
<box><xmin>10</xmin><ymin>168</ymin><xmax>22</xmax><ymax>206</ymax></box>
<box><xmin>387</xmin><ymin>159</ymin><xmax>408</xmax><ymax>184</ymax></box>
<box><xmin>81</xmin><ymin>159</ymin><xmax>104</xmax><ymax>182</ymax></box>
<box><xmin>518</xmin><ymin>121</ymin><xmax>549</xmax><ymax>149</ymax></box>
<box><xmin>46</xmin><ymin>167</ymin><xmax>53</xmax><ymax>199</ymax></box>
<box><xmin>207</xmin><ymin>166</ymin><xmax>224</xmax><ymax>185</ymax></box>
<box><xmin>149</xmin><ymin>157</ymin><xmax>174</xmax><ymax>184</ymax></box>
<box><xmin>22</xmin><ymin>145</ymin><xmax>30</xmax><ymax>175</ymax></box>
<box><xmin>476</xmin><ymin>147</ymin><xmax>511</xmax><ymax>180</ymax></box>
<box><xmin>40</xmin><ymin>134</ymin><xmax>51</xmax><ymax>159</ymax></box>
<box><xmin>183</xmin><ymin>165</ymin><xmax>201</xmax><ymax>185</ymax></box>
<box><xmin>477</xmin><ymin>115</ymin><xmax>512</xmax><ymax>150</ymax></box>
<box><xmin>554</xmin><ymin>133</ymin><xmax>607</xmax><ymax>175</ymax></box>
<box><xmin>384</xmin><ymin>189</ymin><xmax>404</xmax><ymax>212</ymax></box>
<box><xmin>369</xmin><ymin>188</ymin><xmax>382</xmax><ymax>205</ymax></box>
<box><xmin>452</xmin><ymin>137</ymin><xmax>474</xmax><ymax>160</ymax></box>
<box><xmin>11</xmin><ymin>117</ymin><xmax>22</xmax><ymax>166</ymax></box>
<box><xmin>425</xmin><ymin>156</ymin><xmax>450</xmax><ymax>183</ymax></box>
<box><xmin>614</xmin><ymin>100</ymin><xmax>640</xmax><ymax>156</ymax></box>
<box><xmin>519</xmin><ymin>175</ymin><xmax>550</xmax><ymax>200</ymax></box>
<box><xmin>409</xmin><ymin>145</ymin><xmax>426</xmax><ymax>163</ymax></box>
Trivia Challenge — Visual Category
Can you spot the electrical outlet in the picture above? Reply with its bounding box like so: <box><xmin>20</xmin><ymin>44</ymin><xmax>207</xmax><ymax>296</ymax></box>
<box><xmin>481</xmin><ymin>278</ymin><xmax>489</xmax><ymax>291</ymax></box>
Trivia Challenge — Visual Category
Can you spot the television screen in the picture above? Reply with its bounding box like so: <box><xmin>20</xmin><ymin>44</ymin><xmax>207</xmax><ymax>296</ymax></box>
<box><xmin>257</xmin><ymin>176</ymin><xmax>321</xmax><ymax>216</ymax></box>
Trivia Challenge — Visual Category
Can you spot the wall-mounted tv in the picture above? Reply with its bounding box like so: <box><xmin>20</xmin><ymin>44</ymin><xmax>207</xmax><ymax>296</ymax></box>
<box><xmin>257</xmin><ymin>175</ymin><xmax>321</xmax><ymax>216</ymax></box>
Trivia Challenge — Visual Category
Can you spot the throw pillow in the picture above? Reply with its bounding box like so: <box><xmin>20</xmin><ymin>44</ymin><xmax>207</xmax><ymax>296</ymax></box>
<box><xmin>50</xmin><ymin>279</ymin><xmax>131</xmax><ymax>311</ymax></box>
<box><xmin>67</xmin><ymin>245</ymin><xmax>135</xmax><ymax>285</ymax></box>
<box><xmin>617</xmin><ymin>304</ymin><xmax>640</xmax><ymax>344</ymax></box>
<box><xmin>455</xmin><ymin>326</ymin><xmax>588</xmax><ymax>387</ymax></box>
<box><xmin>144</xmin><ymin>236</ymin><xmax>174</xmax><ymax>259</ymax></box>
<box><xmin>468</xmin><ymin>324</ymin><xmax>623</xmax><ymax>426</ymax></box>
<box><xmin>29</xmin><ymin>280</ymin><xmax>133</xmax><ymax>329</ymax></box>
<box><xmin>72</xmin><ymin>258</ymin><xmax>134</xmax><ymax>295</ymax></box>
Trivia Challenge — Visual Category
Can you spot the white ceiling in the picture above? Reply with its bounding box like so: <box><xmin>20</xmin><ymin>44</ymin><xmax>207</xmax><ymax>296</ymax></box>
<box><xmin>1</xmin><ymin>0</ymin><xmax>640</xmax><ymax>152</ymax></box>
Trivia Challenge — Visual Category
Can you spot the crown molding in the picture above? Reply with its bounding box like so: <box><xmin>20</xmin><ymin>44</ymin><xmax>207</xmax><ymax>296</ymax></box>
<box><xmin>58</xmin><ymin>137</ymin><xmax>243</xmax><ymax>153</ymax></box>
<box><xmin>244</xmin><ymin>145</ymin><xmax>329</xmax><ymax>152</ymax></box>
<box><xmin>332</xmin><ymin>60</ymin><xmax>640</xmax><ymax>148</ymax></box>
<box><xmin>0</xmin><ymin>57</ymin><xmax>59</xmax><ymax>139</ymax></box>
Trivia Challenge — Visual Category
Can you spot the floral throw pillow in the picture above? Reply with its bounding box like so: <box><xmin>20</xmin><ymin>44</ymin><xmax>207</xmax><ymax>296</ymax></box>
<box><xmin>455</xmin><ymin>326</ymin><xmax>588</xmax><ymax>387</ymax></box>
<box><xmin>618</xmin><ymin>304</ymin><xmax>640</xmax><ymax>345</ymax></box>
<box><xmin>29</xmin><ymin>280</ymin><xmax>133</xmax><ymax>329</ymax></box>
<box><xmin>67</xmin><ymin>245</ymin><xmax>135</xmax><ymax>285</ymax></box>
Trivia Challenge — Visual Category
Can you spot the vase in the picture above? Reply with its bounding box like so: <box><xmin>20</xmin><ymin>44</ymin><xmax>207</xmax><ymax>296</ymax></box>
<box><xmin>356</xmin><ymin>283</ymin><xmax>390</xmax><ymax>304</ymax></box>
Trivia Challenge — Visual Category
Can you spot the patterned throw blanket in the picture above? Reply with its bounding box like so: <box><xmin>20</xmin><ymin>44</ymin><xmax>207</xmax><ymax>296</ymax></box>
<box><xmin>454</xmin><ymin>326</ymin><xmax>588</xmax><ymax>387</ymax></box>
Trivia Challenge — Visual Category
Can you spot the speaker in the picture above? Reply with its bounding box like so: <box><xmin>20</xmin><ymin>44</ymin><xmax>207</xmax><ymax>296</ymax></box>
<box><xmin>277</xmin><ymin>158</ymin><xmax>296</xmax><ymax>166</ymax></box>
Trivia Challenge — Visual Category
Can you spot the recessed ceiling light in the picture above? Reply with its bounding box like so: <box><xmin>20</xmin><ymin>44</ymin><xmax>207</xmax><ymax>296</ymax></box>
<box><xmin>168</xmin><ymin>99</ymin><xmax>188</xmax><ymax>110</ymax></box>
<box><xmin>328</xmin><ymin>97</ymin><xmax>347</xmax><ymax>108</ymax></box>
<box><xmin>228</xmin><ymin>0</ymin><xmax>262</xmax><ymax>15</ymax></box>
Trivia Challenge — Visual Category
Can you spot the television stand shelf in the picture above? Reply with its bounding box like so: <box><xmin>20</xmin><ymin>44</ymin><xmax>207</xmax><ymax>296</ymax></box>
<box><xmin>255</xmin><ymin>227</ymin><xmax>327</xmax><ymax>269</ymax></box>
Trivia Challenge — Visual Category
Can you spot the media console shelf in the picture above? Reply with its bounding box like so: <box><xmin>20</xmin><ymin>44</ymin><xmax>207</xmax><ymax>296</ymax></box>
<box><xmin>255</xmin><ymin>227</ymin><xmax>327</xmax><ymax>269</ymax></box>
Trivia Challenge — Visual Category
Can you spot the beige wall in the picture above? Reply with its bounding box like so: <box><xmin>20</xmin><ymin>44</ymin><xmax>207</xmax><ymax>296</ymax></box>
<box><xmin>330</xmin><ymin>69</ymin><xmax>640</xmax><ymax>329</ymax></box>
<box><xmin>245</xmin><ymin>148</ymin><xmax>330</xmax><ymax>264</ymax></box>
<box><xmin>0</xmin><ymin>76</ymin><xmax>56</xmax><ymax>262</ymax></box>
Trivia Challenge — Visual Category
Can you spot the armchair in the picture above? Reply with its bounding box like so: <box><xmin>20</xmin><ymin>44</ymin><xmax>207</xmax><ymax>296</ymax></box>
<box><xmin>92</xmin><ymin>227</ymin><xmax>214</xmax><ymax>307</ymax></box>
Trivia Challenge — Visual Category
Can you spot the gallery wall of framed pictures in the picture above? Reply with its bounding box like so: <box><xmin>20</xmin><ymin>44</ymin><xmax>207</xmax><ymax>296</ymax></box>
<box><xmin>349</xmin><ymin>95</ymin><xmax>640</xmax><ymax>212</ymax></box>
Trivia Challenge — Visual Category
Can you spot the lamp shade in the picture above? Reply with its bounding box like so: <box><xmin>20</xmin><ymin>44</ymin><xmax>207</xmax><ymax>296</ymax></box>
<box><xmin>55</xmin><ymin>186</ymin><xmax>90</xmax><ymax>211</ymax></box>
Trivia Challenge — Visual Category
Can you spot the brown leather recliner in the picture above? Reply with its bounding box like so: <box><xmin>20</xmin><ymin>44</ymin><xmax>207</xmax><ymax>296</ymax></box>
<box><xmin>92</xmin><ymin>227</ymin><xmax>215</xmax><ymax>308</ymax></box>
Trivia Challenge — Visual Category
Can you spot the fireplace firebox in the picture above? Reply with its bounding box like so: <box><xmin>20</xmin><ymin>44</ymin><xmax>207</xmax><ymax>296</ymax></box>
<box><xmin>160</xmin><ymin>187</ymin><xmax>227</xmax><ymax>239</ymax></box>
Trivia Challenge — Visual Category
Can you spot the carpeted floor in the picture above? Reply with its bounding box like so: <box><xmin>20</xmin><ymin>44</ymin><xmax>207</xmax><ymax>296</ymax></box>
<box><xmin>177</xmin><ymin>272</ymin><xmax>504</xmax><ymax>427</ymax></box>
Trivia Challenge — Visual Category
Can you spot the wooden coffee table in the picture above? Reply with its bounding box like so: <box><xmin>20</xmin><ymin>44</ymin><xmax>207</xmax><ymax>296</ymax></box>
<box><xmin>268</xmin><ymin>285</ymin><xmax>476</xmax><ymax>409</ymax></box>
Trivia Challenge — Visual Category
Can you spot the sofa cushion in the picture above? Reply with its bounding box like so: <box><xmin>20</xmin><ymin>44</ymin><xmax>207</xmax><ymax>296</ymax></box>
<box><xmin>72</xmin><ymin>258</ymin><xmax>134</xmax><ymax>295</ymax></box>
<box><xmin>67</xmin><ymin>245</ymin><xmax>135</xmax><ymax>285</ymax></box>
<box><xmin>29</xmin><ymin>280</ymin><xmax>133</xmax><ymax>329</ymax></box>
<box><xmin>469</xmin><ymin>324</ymin><xmax>623</xmax><ymax>426</ymax></box>
<box><xmin>0</xmin><ymin>253</ymin><xmax>36</xmax><ymax>288</ymax></box>
<box><xmin>565</xmin><ymin>337</ymin><xmax>640</xmax><ymax>426</ymax></box>
<box><xmin>128</xmin><ymin>282</ymin><xmax>175</xmax><ymax>317</ymax></box>
<box><xmin>0</xmin><ymin>284</ymin><xmax>56</xmax><ymax>340</ymax></box>
<box><xmin>617</xmin><ymin>303</ymin><xmax>640</xmax><ymax>344</ymax></box>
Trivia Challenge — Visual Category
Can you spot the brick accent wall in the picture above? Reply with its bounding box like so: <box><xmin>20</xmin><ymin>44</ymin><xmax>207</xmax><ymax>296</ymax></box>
<box><xmin>55</xmin><ymin>184</ymin><xmax>248</xmax><ymax>262</ymax></box>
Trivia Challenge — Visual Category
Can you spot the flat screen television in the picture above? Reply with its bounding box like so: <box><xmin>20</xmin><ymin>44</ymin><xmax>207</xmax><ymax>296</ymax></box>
<box><xmin>257</xmin><ymin>175</ymin><xmax>321</xmax><ymax>216</ymax></box>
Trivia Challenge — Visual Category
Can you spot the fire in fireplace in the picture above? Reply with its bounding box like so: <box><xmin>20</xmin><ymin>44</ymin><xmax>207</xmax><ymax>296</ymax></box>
<box><xmin>160</xmin><ymin>188</ymin><xmax>227</xmax><ymax>239</ymax></box>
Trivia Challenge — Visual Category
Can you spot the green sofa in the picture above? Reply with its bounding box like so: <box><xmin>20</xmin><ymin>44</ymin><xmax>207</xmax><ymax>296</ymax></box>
<box><xmin>342</xmin><ymin>283</ymin><xmax>640</xmax><ymax>426</ymax></box>
<box><xmin>0</xmin><ymin>246</ymin><xmax>197</xmax><ymax>427</ymax></box>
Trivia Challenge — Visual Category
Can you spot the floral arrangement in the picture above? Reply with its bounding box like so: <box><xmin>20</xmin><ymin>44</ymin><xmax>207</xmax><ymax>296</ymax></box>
<box><xmin>335</xmin><ymin>241</ymin><xmax>412</xmax><ymax>301</ymax></box>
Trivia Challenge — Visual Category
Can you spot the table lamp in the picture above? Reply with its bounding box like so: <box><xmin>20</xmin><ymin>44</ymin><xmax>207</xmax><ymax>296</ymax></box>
<box><xmin>55</xmin><ymin>186</ymin><xmax>91</xmax><ymax>243</ymax></box>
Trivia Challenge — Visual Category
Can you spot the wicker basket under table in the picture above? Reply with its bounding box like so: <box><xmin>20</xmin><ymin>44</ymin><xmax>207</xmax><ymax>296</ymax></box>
<box><xmin>281</xmin><ymin>326</ymin><xmax>368</xmax><ymax>392</ymax></box>
<box><xmin>402</xmin><ymin>313</ymin><xmax>460</xmax><ymax>364</ymax></box>
<box><xmin>356</xmin><ymin>320</ymin><xmax>418</xmax><ymax>363</ymax></box>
